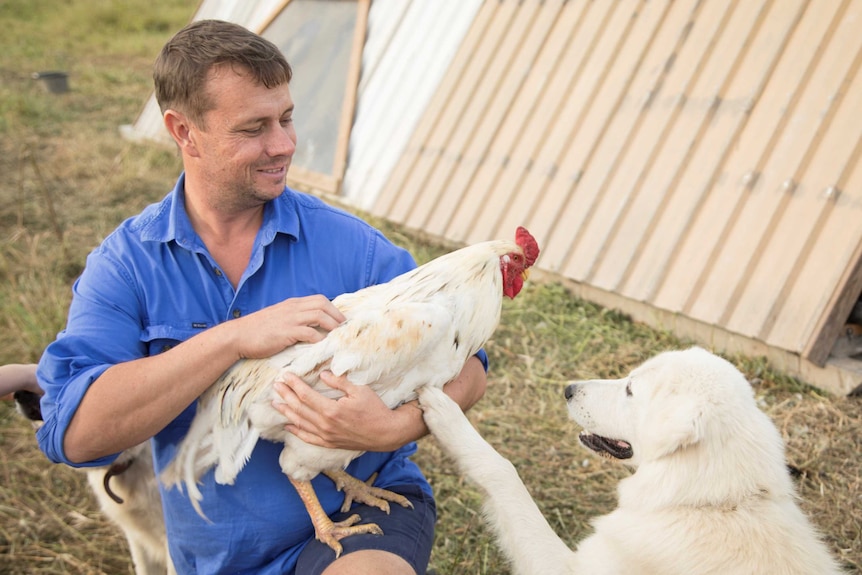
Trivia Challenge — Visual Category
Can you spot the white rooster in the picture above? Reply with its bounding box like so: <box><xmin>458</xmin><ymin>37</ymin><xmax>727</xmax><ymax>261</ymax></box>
<box><xmin>161</xmin><ymin>226</ymin><xmax>540</xmax><ymax>555</ymax></box>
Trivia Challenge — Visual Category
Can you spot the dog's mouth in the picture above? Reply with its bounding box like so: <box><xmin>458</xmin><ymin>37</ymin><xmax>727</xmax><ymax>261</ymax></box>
<box><xmin>579</xmin><ymin>431</ymin><xmax>633</xmax><ymax>460</ymax></box>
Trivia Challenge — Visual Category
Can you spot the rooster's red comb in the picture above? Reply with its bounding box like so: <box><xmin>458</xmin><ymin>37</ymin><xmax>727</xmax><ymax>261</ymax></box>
<box><xmin>515</xmin><ymin>227</ymin><xmax>540</xmax><ymax>267</ymax></box>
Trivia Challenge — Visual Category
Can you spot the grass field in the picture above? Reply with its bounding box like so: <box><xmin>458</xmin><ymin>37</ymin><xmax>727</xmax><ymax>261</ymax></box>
<box><xmin>1</xmin><ymin>1</ymin><xmax>860</xmax><ymax>573</ymax></box>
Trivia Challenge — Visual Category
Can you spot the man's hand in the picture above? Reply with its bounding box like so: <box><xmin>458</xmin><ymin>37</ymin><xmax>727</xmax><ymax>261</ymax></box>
<box><xmin>271</xmin><ymin>356</ymin><xmax>487</xmax><ymax>453</ymax></box>
<box><xmin>233</xmin><ymin>295</ymin><xmax>346</xmax><ymax>361</ymax></box>
<box><xmin>272</xmin><ymin>371</ymin><xmax>413</xmax><ymax>452</ymax></box>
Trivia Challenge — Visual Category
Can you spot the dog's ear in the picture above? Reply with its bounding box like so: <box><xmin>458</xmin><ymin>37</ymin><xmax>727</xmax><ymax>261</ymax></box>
<box><xmin>640</xmin><ymin>397</ymin><xmax>705</xmax><ymax>460</ymax></box>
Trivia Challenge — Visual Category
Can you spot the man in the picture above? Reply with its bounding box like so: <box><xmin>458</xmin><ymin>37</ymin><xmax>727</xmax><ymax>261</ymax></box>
<box><xmin>36</xmin><ymin>19</ymin><xmax>487</xmax><ymax>575</ymax></box>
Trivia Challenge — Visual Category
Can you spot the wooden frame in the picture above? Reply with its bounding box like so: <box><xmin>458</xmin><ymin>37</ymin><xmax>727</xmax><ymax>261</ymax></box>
<box><xmin>258</xmin><ymin>0</ymin><xmax>370</xmax><ymax>196</ymax></box>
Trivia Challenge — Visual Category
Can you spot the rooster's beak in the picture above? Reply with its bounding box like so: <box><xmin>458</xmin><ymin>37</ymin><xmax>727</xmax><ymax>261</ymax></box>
<box><xmin>521</xmin><ymin>269</ymin><xmax>531</xmax><ymax>281</ymax></box>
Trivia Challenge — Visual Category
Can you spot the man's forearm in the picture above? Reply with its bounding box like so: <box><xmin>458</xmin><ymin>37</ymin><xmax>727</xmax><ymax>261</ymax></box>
<box><xmin>63</xmin><ymin>322</ymin><xmax>241</xmax><ymax>463</ymax></box>
<box><xmin>445</xmin><ymin>354</ymin><xmax>489</xmax><ymax>412</ymax></box>
<box><xmin>389</xmin><ymin>355</ymin><xmax>488</xmax><ymax>448</ymax></box>
<box><xmin>62</xmin><ymin>295</ymin><xmax>346</xmax><ymax>463</ymax></box>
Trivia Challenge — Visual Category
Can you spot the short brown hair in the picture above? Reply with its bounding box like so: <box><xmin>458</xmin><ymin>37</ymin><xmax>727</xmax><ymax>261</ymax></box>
<box><xmin>153</xmin><ymin>19</ymin><xmax>292</xmax><ymax>125</ymax></box>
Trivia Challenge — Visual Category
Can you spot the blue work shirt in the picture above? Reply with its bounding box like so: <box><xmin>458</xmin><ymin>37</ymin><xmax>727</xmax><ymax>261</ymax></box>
<box><xmin>36</xmin><ymin>174</ymin><xmax>486</xmax><ymax>573</ymax></box>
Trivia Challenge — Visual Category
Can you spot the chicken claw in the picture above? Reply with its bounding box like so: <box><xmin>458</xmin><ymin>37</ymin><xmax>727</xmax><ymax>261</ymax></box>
<box><xmin>290</xmin><ymin>477</ymin><xmax>383</xmax><ymax>557</ymax></box>
<box><xmin>324</xmin><ymin>470</ymin><xmax>414</xmax><ymax>513</ymax></box>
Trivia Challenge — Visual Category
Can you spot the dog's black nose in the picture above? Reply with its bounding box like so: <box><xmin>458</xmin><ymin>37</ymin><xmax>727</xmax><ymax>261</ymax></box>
<box><xmin>564</xmin><ymin>383</ymin><xmax>576</xmax><ymax>400</ymax></box>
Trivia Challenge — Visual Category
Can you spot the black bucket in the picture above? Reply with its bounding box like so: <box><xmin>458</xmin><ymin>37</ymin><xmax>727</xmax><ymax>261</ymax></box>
<box><xmin>32</xmin><ymin>71</ymin><xmax>69</xmax><ymax>94</ymax></box>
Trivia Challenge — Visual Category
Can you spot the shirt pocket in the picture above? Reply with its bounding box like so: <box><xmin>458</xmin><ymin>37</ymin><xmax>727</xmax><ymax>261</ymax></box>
<box><xmin>140</xmin><ymin>323</ymin><xmax>204</xmax><ymax>357</ymax></box>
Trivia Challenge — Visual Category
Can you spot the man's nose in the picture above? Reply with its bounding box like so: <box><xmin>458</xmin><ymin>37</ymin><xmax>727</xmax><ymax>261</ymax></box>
<box><xmin>269</xmin><ymin>124</ymin><xmax>296</xmax><ymax>156</ymax></box>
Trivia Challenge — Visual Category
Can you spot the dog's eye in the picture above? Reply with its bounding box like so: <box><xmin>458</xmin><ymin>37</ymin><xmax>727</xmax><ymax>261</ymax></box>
<box><xmin>625</xmin><ymin>380</ymin><xmax>633</xmax><ymax>397</ymax></box>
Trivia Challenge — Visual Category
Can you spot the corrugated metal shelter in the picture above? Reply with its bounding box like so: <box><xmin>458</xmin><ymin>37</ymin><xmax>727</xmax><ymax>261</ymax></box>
<box><xmin>367</xmin><ymin>0</ymin><xmax>862</xmax><ymax>396</ymax></box>
<box><xmin>124</xmin><ymin>0</ymin><xmax>862</xmax><ymax>395</ymax></box>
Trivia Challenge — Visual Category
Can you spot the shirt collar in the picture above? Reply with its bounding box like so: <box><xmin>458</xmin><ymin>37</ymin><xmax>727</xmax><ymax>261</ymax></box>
<box><xmin>140</xmin><ymin>172</ymin><xmax>300</xmax><ymax>249</ymax></box>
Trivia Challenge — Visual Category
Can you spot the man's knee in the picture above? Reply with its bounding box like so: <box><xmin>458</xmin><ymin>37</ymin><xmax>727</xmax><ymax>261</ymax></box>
<box><xmin>321</xmin><ymin>549</ymin><xmax>416</xmax><ymax>575</ymax></box>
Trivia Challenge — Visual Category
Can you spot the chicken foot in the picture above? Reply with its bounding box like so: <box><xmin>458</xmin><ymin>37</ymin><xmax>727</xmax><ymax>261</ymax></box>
<box><xmin>324</xmin><ymin>470</ymin><xmax>414</xmax><ymax>514</ymax></box>
<box><xmin>289</xmin><ymin>477</ymin><xmax>383</xmax><ymax>557</ymax></box>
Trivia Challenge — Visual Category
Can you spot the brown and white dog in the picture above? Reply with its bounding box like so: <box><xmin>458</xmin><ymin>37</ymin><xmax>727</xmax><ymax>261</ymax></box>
<box><xmin>12</xmin><ymin>386</ymin><xmax>174</xmax><ymax>575</ymax></box>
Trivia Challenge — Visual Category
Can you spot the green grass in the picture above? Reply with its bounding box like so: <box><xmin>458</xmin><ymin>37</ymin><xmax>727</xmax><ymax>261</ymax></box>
<box><xmin>0</xmin><ymin>1</ymin><xmax>860</xmax><ymax>573</ymax></box>
<box><xmin>0</xmin><ymin>0</ymin><xmax>190</xmax><ymax>364</ymax></box>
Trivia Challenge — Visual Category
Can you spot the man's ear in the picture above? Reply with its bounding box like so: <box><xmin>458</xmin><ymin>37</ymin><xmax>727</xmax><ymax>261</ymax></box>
<box><xmin>163</xmin><ymin>109</ymin><xmax>199</xmax><ymax>157</ymax></box>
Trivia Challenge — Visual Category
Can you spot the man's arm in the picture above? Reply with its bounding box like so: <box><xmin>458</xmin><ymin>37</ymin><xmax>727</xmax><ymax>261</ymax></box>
<box><xmin>61</xmin><ymin>295</ymin><xmax>345</xmax><ymax>464</ymax></box>
<box><xmin>272</xmin><ymin>355</ymin><xmax>488</xmax><ymax>452</ymax></box>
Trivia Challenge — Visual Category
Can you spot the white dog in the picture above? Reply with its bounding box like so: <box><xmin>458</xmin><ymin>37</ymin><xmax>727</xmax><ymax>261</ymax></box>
<box><xmin>418</xmin><ymin>347</ymin><xmax>843</xmax><ymax>574</ymax></box>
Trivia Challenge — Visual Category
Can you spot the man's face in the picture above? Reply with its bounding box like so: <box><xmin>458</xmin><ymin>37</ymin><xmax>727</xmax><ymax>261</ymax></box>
<box><xmin>190</xmin><ymin>65</ymin><xmax>297</xmax><ymax>211</ymax></box>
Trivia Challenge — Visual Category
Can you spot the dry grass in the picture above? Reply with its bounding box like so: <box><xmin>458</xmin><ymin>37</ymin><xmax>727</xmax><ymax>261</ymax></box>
<box><xmin>1</xmin><ymin>1</ymin><xmax>860</xmax><ymax>573</ymax></box>
<box><xmin>2</xmin><ymin>282</ymin><xmax>860</xmax><ymax>574</ymax></box>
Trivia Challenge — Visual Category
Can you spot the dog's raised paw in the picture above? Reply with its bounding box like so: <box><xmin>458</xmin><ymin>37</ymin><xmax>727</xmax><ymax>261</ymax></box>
<box><xmin>416</xmin><ymin>386</ymin><xmax>458</xmax><ymax>427</ymax></box>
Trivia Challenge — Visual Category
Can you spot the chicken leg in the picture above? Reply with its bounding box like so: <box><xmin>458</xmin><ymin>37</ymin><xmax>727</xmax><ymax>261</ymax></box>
<box><xmin>289</xmin><ymin>477</ymin><xmax>383</xmax><ymax>557</ymax></box>
<box><xmin>323</xmin><ymin>470</ymin><xmax>414</xmax><ymax>513</ymax></box>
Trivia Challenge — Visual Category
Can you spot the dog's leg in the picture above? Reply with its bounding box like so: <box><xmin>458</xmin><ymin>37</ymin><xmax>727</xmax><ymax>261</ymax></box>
<box><xmin>8</xmin><ymin>368</ymin><xmax>174</xmax><ymax>574</ymax></box>
<box><xmin>418</xmin><ymin>386</ymin><xmax>576</xmax><ymax>575</ymax></box>
<box><xmin>127</xmin><ymin>539</ymin><xmax>167</xmax><ymax>575</ymax></box>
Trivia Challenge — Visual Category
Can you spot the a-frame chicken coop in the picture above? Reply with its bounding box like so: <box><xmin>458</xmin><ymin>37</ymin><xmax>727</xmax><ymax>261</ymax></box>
<box><xmin>124</xmin><ymin>0</ymin><xmax>862</xmax><ymax>395</ymax></box>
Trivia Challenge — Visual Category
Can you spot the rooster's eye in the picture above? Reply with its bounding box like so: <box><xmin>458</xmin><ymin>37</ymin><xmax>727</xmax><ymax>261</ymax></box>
<box><xmin>625</xmin><ymin>380</ymin><xmax>633</xmax><ymax>397</ymax></box>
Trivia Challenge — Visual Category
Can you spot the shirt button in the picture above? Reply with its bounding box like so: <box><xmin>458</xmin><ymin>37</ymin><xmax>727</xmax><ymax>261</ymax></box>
<box><xmin>232</xmin><ymin>309</ymin><xmax>242</xmax><ymax>318</ymax></box>
<box><xmin>214</xmin><ymin>268</ymin><xmax>223</xmax><ymax>277</ymax></box>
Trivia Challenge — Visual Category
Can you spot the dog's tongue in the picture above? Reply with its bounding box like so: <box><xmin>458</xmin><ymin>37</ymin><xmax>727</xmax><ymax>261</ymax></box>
<box><xmin>579</xmin><ymin>431</ymin><xmax>633</xmax><ymax>460</ymax></box>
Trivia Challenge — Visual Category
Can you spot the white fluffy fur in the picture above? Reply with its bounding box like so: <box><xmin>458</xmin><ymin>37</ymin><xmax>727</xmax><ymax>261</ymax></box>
<box><xmin>418</xmin><ymin>347</ymin><xmax>843</xmax><ymax>575</ymax></box>
<box><xmin>14</xmin><ymin>393</ymin><xmax>174</xmax><ymax>575</ymax></box>
<box><xmin>85</xmin><ymin>443</ymin><xmax>176</xmax><ymax>575</ymax></box>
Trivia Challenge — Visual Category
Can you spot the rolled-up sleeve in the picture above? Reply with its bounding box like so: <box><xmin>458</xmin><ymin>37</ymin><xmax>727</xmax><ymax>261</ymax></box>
<box><xmin>36</xmin><ymin>246</ymin><xmax>144</xmax><ymax>467</ymax></box>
